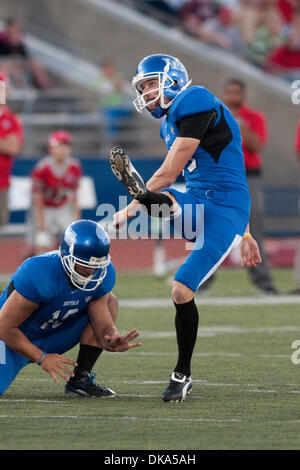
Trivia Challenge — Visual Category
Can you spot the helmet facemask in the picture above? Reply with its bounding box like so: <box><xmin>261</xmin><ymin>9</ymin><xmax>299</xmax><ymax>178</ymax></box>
<box><xmin>132</xmin><ymin>59</ymin><xmax>192</xmax><ymax>115</ymax></box>
<box><xmin>60</xmin><ymin>248</ymin><xmax>111</xmax><ymax>291</ymax></box>
<box><xmin>132</xmin><ymin>71</ymin><xmax>174</xmax><ymax>114</ymax></box>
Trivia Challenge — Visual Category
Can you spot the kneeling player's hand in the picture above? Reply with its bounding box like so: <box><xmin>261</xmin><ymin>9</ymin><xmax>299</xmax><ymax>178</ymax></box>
<box><xmin>240</xmin><ymin>236</ymin><xmax>262</xmax><ymax>268</ymax></box>
<box><xmin>40</xmin><ymin>353</ymin><xmax>77</xmax><ymax>384</ymax></box>
<box><xmin>103</xmin><ymin>329</ymin><xmax>142</xmax><ymax>353</ymax></box>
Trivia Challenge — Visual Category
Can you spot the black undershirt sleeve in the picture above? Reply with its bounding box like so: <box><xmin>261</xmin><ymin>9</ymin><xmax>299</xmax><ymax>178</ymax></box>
<box><xmin>176</xmin><ymin>110</ymin><xmax>217</xmax><ymax>141</ymax></box>
<box><xmin>6</xmin><ymin>280</ymin><xmax>15</xmax><ymax>298</ymax></box>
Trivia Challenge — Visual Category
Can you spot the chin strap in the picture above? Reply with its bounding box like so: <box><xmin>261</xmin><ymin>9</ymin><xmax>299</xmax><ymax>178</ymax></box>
<box><xmin>150</xmin><ymin>105</ymin><xmax>168</xmax><ymax>118</ymax></box>
<box><xmin>149</xmin><ymin>78</ymin><xmax>193</xmax><ymax>119</ymax></box>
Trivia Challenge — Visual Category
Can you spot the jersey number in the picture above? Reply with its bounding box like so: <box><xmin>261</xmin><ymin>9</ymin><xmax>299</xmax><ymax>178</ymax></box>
<box><xmin>186</xmin><ymin>158</ymin><xmax>197</xmax><ymax>173</ymax></box>
<box><xmin>0</xmin><ymin>340</ymin><xmax>6</xmax><ymax>364</ymax></box>
<box><xmin>40</xmin><ymin>309</ymin><xmax>79</xmax><ymax>330</ymax></box>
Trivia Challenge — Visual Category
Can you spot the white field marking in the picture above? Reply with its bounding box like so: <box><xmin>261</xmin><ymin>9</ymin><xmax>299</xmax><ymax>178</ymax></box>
<box><xmin>0</xmin><ymin>399</ymin><xmax>70</xmax><ymax>403</ymax></box>
<box><xmin>259</xmin><ymin>354</ymin><xmax>289</xmax><ymax>358</ymax></box>
<box><xmin>107</xmin><ymin>380</ymin><xmax>242</xmax><ymax>387</ymax></box>
<box><xmin>14</xmin><ymin>377</ymin><xmax>300</xmax><ymax>390</ymax></box>
<box><xmin>3</xmin><ymin>389</ymin><xmax>300</xmax><ymax>402</ymax></box>
<box><xmin>117</xmin><ymin>394</ymin><xmax>161</xmax><ymax>398</ymax></box>
<box><xmin>123</xmin><ymin>352</ymin><xmax>290</xmax><ymax>358</ymax></box>
<box><xmin>14</xmin><ymin>377</ymin><xmax>242</xmax><ymax>387</ymax></box>
<box><xmin>111</xmin><ymin>380</ymin><xmax>300</xmax><ymax>393</ymax></box>
<box><xmin>10</xmin><ymin>378</ymin><xmax>49</xmax><ymax>382</ymax></box>
<box><xmin>132</xmin><ymin>326</ymin><xmax>300</xmax><ymax>338</ymax></box>
<box><xmin>103</xmin><ymin>386</ymin><xmax>300</xmax><ymax>396</ymax></box>
<box><xmin>0</xmin><ymin>415</ymin><xmax>243</xmax><ymax>423</ymax></box>
<box><xmin>2</xmin><ymin>414</ymin><xmax>300</xmax><ymax>424</ymax></box>
<box><xmin>0</xmin><ymin>395</ymin><xmax>203</xmax><ymax>401</ymax></box>
<box><xmin>118</xmin><ymin>394</ymin><xmax>202</xmax><ymax>399</ymax></box>
<box><xmin>123</xmin><ymin>352</ymin><xmax>244</xmax><ymax>357</ymax></box>
<box><xmin>119</xmin><ymin>295</ymin><xmax>300</xmax><ymax>308</ymax></box>
<box><xmin>9</xmin><ymin>379</ymin><xmax>300</xmax><ymax>394</ymax></box>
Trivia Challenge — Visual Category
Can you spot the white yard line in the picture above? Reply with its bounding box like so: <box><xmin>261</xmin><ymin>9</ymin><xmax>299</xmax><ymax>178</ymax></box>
<box><xmin>119</xmin><ymin>296</ymin><xmax>300</xmax><ymax>308</ymax></box>
<box><xmin>0</xmin><ymin>293</ymin><xmax>298</xmax><ymax>311</ymax></box>
<box><xmin>2</xmin><ymin>379</ymin><xmax>300</xmax><ymax>403</ymax></box>
<box><xmin>112</xmin><ymin>380</ymin><xmax>242</xmax><ymax>387</ymax></box>
<box><xmin>1</xmin><ymin>414</ymin><xmax>300</xmax><ymax>425</ymax></box>
<box><xmin>12</xmin><ymin>378</ymin><xmax>298</xmax><ymax>390</ymax></box>
<box><xmin>125</xmin><ymin>326</ymin><xmax>300</xmax><ymax>338</ymax></box>
<box><xmin>124</xmin><ymin>352</ymin><xmax>290</xmax><ymax>358</ymax></box>
<box><xmin>0</xmin><ymin>414</ymin><xmax>243</xmax><ymax>423</ymax></box>
<box><xmin>0</xmin><ymin>399</ymin><xmax>70</xmax><ymax>403</ymax></box>
<box><xmin>12</xmin><ymin>352</ymin><xmax>290</xmax><ymax>364</ymax></box>
<box><xmin>12</xmin><ymin>378</ymin><xmax>243</xmax><ymax>387</ymax></box>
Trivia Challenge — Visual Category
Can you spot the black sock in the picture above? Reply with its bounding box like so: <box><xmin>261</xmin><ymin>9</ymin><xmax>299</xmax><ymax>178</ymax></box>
<box><xmin>73</xmin><ymin>344</ymin><xmax>103</xmax><ymax>379</ymax></box>
<box><xmin>173</xmin><ymin>299</ymin><xmax>199</xmax><ymax>377</ymax></box>
<box><xmin>139</xmin><ymin>190</ymin><xmax>174</xmax><ymax>217</ymax></box>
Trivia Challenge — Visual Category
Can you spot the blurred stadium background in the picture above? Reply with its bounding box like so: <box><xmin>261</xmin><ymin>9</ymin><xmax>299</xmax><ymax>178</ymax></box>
<box><xmin>0</xmin><ymin>0</ymin><xmax>299</xmax><ymax>280</ymax></box>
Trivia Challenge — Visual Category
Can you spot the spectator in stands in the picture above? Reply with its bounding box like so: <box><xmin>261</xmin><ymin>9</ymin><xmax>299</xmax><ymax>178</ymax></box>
<box><xmin>290</xmin><ymin>120</ymin><xmax>300</xmax><ymax>294</ymax></box>
<box><xmin>222</xmin><ymin>78</ymin><xmax>278</xmax><ymax>294</ymax></box>
<box><xmin>245</xmin><ymin>4</ymin><xmax>284</xmax><ymax>68</ymax></box>
<box><xmin>277</xmin><ymin>0</ymin><xmax>300</xmax><ymax>24</ymax></box>
<box><xmin>0</xmin><ymin>18</ymin><xmax>53</xmax><ymax>90</ymax></box>
<box><xmin>219</xmin><ymin>0</ymin><xmax>239</xmax><ymax>8</ymax></box>
<box><xmin>144</xmin><ymin>0</ymin><xmax>300</xmax><ymax>78</ymax></box>
<box><xmin>0</xmin><ymin>72</ymin><xmax>23</xmax><ymax>228</ymax></box>
<box><xmin>267</xmin><ymin>9</ymin><xmax>300</xmax><ymax>77</ymax></box>
<box><xmin>145</xmin><ymin>0</ymin><xmax>188</xmax><ymax>16</ymax></box>
<box><xmin>200</xmin><ymin>5</ymin><xmax>244</xmax><ymax>54</ymax></box>
<box><xmin>178</xmin><ymin>0</ymin><xmax>219</xmax><ymax>38</ymax></box>
<box><xmin>231</xmin><ymin>0</ymin><xmax>259</xmax><ymax>45</ymax></box>
<box><xmin>296</xmin><ymin>119</ymin><xmax>300</xmax><ymax>157</ymax></box>
<box><xmin>27</xmin><ymin>130</ymin><xmax>82</xmax><ymax>255</ymax></box>
<box><xmin>92</xmin><ymin>59</ymin><xmax>132</xmax><ymax>145</ymax></box>
<box><xmin>164</xmin><ymin>0</ymin><xmax>189</xmax><ymax>12</ymax></box>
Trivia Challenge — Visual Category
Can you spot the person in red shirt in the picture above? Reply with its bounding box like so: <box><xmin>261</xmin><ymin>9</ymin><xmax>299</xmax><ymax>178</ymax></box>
<box><xmin>0</xmin><ymin>72</ymin><xmax>23</xmax><ymax>227</ymax></box>
<box><xmin>295</xmin><ymin>119</ymin><xmax>300</xmax><ymax>156</ymax></box>
<box><xmin>267</xmin><ymin>9</ymin><xmax>300</xmax><ymax>74</ymax></box>
<box><xmin>222</xmin><ymin>78</ymin><xmax>278</xmax><ymax>294</ymax></box>
<box><xmin>290</xmin><ymin>120</ymin><xmax>300</xmax><ymax>293</ymax></box>
<box><xmin>277</xmin><ymin>0</ymin><xmax>299</xmax><ymax>24</ymax></box>
<box><xmin>27</xmin><ymin>130</ymin><xmax>82</xmax><ymax>255</ymax></box>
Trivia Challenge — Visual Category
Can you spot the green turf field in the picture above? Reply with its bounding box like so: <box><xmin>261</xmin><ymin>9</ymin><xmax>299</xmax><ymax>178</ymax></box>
<box><xmin>1</xmin><ymin>268</ymin><xmax>300</xmax><ymax>450</ymax></box>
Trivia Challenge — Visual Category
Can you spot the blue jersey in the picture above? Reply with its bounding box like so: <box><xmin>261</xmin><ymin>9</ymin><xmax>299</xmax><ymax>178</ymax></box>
<box><xmin>0</xmin><ymin>251</ymin><xmax>116</xmax><ymax>340</ymax></box>
<box><xmin>160</xmin><ymin>86</ymin><xmax>248</xmax><ymax>194</ymax></box>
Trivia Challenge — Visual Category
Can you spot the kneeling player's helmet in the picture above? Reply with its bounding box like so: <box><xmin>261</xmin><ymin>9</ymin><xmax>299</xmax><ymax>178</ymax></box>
<box><xmin>132</xmin><ymin>54</ymin><xmax>191</xmax><ymax>118</ymax></box>
<box><xmin>59</xmin><ymin>220</ymin><xmax>111</xmax><ymax>291</ymax></box>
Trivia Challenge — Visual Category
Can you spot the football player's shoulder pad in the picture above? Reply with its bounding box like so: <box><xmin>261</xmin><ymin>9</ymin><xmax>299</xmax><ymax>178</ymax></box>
<box><xmin>171</xmin><ymin>86</ymin><xmax>218</xmax><ymax>122</ymax></box>
<box><xmin>94</xmin><ymin>262</ymin><xmax>116</xmax><ymax>297</ymax></box>
<box><xmin>14</xmin><ymin>251</ymin><xmax>60</xmax><ymax>303</ymax></box>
